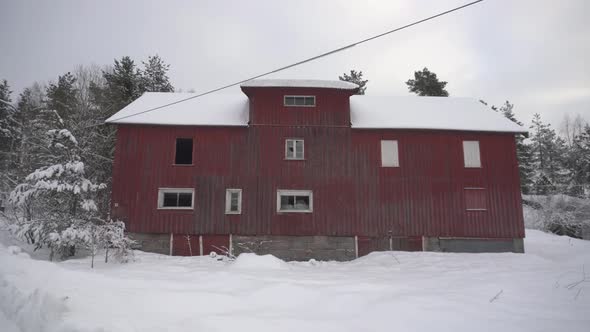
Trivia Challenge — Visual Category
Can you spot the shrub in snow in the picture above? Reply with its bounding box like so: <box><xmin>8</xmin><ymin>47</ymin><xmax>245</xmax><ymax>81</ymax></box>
<box><xmin>524</xmin><ymin>194</ymin><xmax>590</xmax><ymax>239</ymax></box>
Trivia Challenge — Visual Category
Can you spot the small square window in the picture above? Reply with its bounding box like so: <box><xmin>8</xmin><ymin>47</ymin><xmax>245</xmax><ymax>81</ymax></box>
<box><xmin>158</xmin><ymin>188</ymin><xmax>194</xmax><ymax>209</ymax></box>
<box><xmin>175</xmin><ymin>138</ymin><xmax>193</xmax><ymax>165</ymax></box>
<box><xmin>277</xmin><ymin>190</ymin><xmax>313</xmax><ymax>213</ymax></box>
<box><xmin>285</xmin><ymin>139</ymin><xmax>304</xmax><ymax>160</ymax></box>
<box><xmin>225</xmin><ymin>189</ymin><xmax>242</xmax><ymax>214</ymax></box>
<box><xmin>463</xmin><ymin>141</ymin><xmax>481</xmax><ymax>168</ymax></box>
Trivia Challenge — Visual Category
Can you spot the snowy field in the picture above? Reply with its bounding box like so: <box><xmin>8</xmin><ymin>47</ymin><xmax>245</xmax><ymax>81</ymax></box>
<box><xmin>1</xmin><ymin>226</ymin><xmax>589</xmax><ymax>332</ymax></box>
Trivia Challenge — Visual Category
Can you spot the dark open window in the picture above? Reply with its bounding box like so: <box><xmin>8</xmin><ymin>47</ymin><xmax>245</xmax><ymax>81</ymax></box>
<box><xmin>175</xmin><ymin>138</ymin><xmax>193</xmax><ymax>165</ymax></box>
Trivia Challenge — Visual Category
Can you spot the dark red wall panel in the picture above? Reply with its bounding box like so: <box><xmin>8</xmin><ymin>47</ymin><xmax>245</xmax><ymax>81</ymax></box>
<box><xmin>111</xmin><ymin>91</ymin><xmax>524</xmax><ymax>240</ymax></box>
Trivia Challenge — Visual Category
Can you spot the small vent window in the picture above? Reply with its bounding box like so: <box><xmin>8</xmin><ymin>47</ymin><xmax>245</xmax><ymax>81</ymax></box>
<box><xmin>175</xmin><ymin>138</ymin><xmax>193</xmax><ymax>165</ymax></box>
<box><xmin>284</xmin><ymin>95</ymin><xmax>315</xmax><ymax>107</ymax></box>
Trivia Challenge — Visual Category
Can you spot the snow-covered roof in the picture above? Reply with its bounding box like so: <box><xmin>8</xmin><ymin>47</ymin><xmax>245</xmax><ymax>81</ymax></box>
<box><xmin>350</xmin><ymin>96</ymin><xmax>527</xmax><ymax>133</ymax></box>
<box><xmin>105</xmin><ymin>92</ymin><xmax>526</xmax><ymax>133</ymax></box>
<box><xmin>105</xmin><ymin>92</ymin><xmax>248</xmax><ymax>126</ymax></box>
<box><xmin>240</xmin><ymin>79</ymin><xmax>359</xmax><ymax>90</ymax></box>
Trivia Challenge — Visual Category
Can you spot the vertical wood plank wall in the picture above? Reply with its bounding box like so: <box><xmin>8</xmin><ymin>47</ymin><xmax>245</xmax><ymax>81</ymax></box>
<box><xmin>111</xmin><ymin>88</ymin><xmax>525</xmax><ymax>239</ymax></box>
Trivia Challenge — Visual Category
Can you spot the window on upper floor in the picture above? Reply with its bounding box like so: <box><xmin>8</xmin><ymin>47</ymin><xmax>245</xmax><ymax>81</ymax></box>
<box><xmin>464</xmin><ymin>187</ymin><xmax>487</xmax><ymax>211</ymax></box>
<box><xmin>175</xmin><ymin>138</ymin><xmax>193</xmax><ymax>165</ymax></box>
<box><xmin>285</xmin><ymin>139</ymin><xmax>304</xmax><ymax>160</ymax></box>
<box><xmin>277</xmin><ymin>190</ymin><xmax>313</xmax><ymax>213</ymax></box>
<box><xmin>225</xmin><ymin>189</ymin><xmax>242</xmax><ymax>214</ymax></box>
<box><xmin>158</xmin><ymin>188</ymin><xmax>194</xmax><ymax>209</ymax></box>
<box><xmin>463</xmin><ymin>140</ymin><xmax>481</xmax><ymax>168</ymax></box>
<box><xmin>284</xmin><ymin>95</ymin><xmax>315</xmax><ymax>107</ymax></box>
<box><xmin>381</xmin><ymin>140</ymin><xmax>399</xmax><ymax>167</ymax></box>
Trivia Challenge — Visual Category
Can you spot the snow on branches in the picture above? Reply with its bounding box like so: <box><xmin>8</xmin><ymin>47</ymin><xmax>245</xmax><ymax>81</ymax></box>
<box><xmin>8</xmin><ymin>121</ymin><xmax>133</xmax><ymax>265</ymax></box>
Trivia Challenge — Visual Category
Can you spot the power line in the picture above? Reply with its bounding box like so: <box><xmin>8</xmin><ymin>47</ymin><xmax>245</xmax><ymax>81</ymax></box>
<box><xmin>106</xmin><ymin>0</ymin><xmax>485</xmax><ymax>124</ymax></box>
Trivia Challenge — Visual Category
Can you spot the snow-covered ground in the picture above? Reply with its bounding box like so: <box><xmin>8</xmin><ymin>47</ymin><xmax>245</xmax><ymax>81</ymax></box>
<box><xmin>1</xmin><ymin>225</ymin><xmax>589</xmax><ymax>332</ymax></box>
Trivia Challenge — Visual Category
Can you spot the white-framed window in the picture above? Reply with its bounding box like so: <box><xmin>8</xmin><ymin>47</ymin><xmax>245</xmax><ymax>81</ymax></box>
<box><xmin>157</xmin><ymin>188</ymin><xmax>194</xmax><ymax>209</ymax></box>
<box><xmin>463</xmin><ymin>141</ymin><xmax>481</xmax><ymax>168</ymax></box>
<box><xmin>381</xmin><ymin>140</ymin><xmax>399</xmax><ymax>167</ymax></box>
<box><xmin>285</xmin><ymin>139</ymin><xmax>304</xmax><ymax>160</ymax></box>
<box><xmin>284</xmin><ymin>95</ymin><xmax>315</xmax><ymax>107</ymax></box>
<box><xmin>225</xmin><ymin>189</ymin><xmax>242</xmax><ymax>214</ymax></box>
<box><xmin>277</xmin><ymin>190</ymin><xmax>313</xmax><ymax>213</ymax></box>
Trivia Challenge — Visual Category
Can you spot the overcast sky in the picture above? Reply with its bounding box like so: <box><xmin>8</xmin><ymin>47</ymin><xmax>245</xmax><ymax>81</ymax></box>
<box><xmin>1</xmin><ymin>0</ymin><xmax>588</xmax><ymax>129</ymax></box>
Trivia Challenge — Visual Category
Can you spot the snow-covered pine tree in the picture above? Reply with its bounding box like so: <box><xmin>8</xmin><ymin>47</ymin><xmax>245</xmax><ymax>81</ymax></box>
<box><xmin>46</xmin><ymin>72</ymin><xmax>78</xmax><ymax>123</ymax></box>
<box><xmin>570</xmin><ymin>124</ymin><xmax>590</xmax><ymax>197</ymax></box>
<box><xmin>496</xmin><ymin>101</ymin><xmax>534</xmax><ymax>193</ymax></box>
<box><xmin>140</xmin><ymin>55</ymin><xmax>174</xmax><ymax>93</ymax></box>
<box><xmin>529</xmin><ymin>113</ymin><xmax>568</xmax><ymax>194</ymax></box>
<box><xmin>9</xmin><ymin>121</ymin><xmax>106</xmax><ymax>260</ymax></box>
<box><xmin>0</xmin><ymin>79</ymin><xmax>16</xmax><ymax>186</ymax></box>
<box><xmin>338</xmin><ymin>70</ymin><xmax>368</xmax><ymax>95</ymax></box>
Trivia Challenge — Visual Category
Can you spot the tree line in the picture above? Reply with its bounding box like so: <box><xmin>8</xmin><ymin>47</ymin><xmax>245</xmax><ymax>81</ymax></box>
<box><xmin>0</xmin><ymin>55</ymin><xmax>174</xmax><ymax>264</ymax></box>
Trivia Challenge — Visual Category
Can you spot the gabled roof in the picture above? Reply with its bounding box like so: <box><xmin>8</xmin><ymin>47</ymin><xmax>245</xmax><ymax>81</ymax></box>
<box><xmin>105</xmin><ymin>90</ymin><xmax>526</xmax><ymax>133</ymax></box>
<box><xmin>240</xmin><ymin>79</ymin><xmax>359</xmax><ymax>90</ymax></box>
<box><xmin>350</xmin><ymin>96</ymin><xmax>527</xmax><ymax>133</ymax></box>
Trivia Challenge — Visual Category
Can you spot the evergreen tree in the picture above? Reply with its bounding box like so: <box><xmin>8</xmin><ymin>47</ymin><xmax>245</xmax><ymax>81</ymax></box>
<box><xmin>497</xmin><ymin>101</ymin><xmax>534</xmax><ymax>193</ymax></box>
<box><xmin>569</xmin><ymin>124</ymin><xmax>590</xmax><ymax>197</ymax></box>
<box><xmin>405</xmin><ymin>67</ymin><xmax>449</xmax><ymax>96</ymax></box>
<box><xmin>338</xmin><ymin>70</ymin><xmax>368</xmax><ymax>95</ymax></box>
<box><xmin>140</xmin><ymin>55</ymin><xmax>174</xmax><ymax>92</ymax></box>
<box><xmin>46</xmin><ymin>72</ymin><xmax>78</xmax><ymax>123</ymax></box>
<box><xmin>529</xmin><ymin>113</ymin><xmax>568</xmax><ymax>194</ymax></box>
<box><xmin>91</xmin><ymin>56</ymin><xmax>143</xmax><ymax>118</ymax></box>
<box><xmin>0</xmin><ymin>80</ymin><xmax>15</xmax><ymax>183</ymax></box>
<box><xmin>9</xmin><ymin>125</ymin><xmax>106</xmax><ymax>259</ymax></box>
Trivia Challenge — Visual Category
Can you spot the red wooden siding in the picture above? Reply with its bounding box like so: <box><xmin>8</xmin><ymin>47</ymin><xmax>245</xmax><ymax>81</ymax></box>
<box><xmin>242</xmin><ymin>87</ymin><xmax>353</xmax><ymax>127</ymax></box>
<box><xmin>111</xmin><ymin>125</ymin><xmax>524</xmax><ymax>239</ymax></box>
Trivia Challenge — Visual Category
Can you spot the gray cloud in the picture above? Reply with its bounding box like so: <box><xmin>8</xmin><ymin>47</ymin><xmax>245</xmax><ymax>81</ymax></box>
<box><xmin>1</xmin><ymin>0</ymin><xmax>588</xmax><ymax>128</ymax></box>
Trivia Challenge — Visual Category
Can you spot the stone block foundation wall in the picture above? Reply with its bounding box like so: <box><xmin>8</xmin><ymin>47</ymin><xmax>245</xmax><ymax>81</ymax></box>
<box><xmin>233</xmin><ymin>235</ymin><xmax>356</xmax><ymax>261</ymax></box>
<box><xmin>127</xmin><ymin>232</ymin><xmax>525</xmax><ymax>259</ymax></box>
<box><xmin>423</xmin><ymin>237</ymin><xmax>525</xmax><ymax>253</ymax></box>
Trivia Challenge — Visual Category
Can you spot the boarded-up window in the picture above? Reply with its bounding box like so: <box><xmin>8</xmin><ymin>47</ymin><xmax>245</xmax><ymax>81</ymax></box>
<box><xmin>465</xmin><ymin>188</ymin><xmax>486</xmax><ymax>211</ymax></box>
<box><xmin>175</xmin><ymin>138</ymin><xmax>193</xmax><ymax>165</ymax></box>
<box><xmin>381</xmin><ymin>140</ymin><xmax>399</xmax><ymax>167</ymax></box>
<box><xmin>463</xmin><ymin>141</ymin><xmax>481</xmax><ymax>168</ymax></box>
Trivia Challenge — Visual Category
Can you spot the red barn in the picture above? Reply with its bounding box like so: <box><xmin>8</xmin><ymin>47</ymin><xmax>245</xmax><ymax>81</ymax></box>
<box><xmin>106</xmin><ymin>79</ymin><xmax>526</xmax><ymax>260</ymax></box>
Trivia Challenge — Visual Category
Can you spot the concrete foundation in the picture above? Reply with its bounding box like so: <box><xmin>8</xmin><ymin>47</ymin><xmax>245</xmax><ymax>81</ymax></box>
<box><xmin>127</xmin><ymin>232</ymin><xmax>525</xmax><ymax>259</ymax></box>
<box><xmin>232</xmin><ymin>235</ymin><xmax>356</xmax><ymax>261</ymax></box>
<box><xmin>128</xmin><ymin>232</ymin><xmax>170</xmax><ymax>255</ymax></box>
<box><xmin>423</xmin><ymin>237</ymin><xmax>524</xmax><ymax>253</ymax></box>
